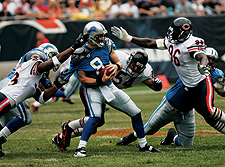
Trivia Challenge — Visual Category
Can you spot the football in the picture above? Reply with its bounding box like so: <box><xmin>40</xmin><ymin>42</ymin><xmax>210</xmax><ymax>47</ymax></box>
<box><xmin>99</xmin><ymin>66</ymin><xmax>114</xmax><ymax>78</ymax></box>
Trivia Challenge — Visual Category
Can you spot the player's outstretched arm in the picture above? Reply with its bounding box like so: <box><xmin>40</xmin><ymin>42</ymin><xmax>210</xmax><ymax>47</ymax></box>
<box><xmin>143</xmin><ymin>77</ymin><xmax>162</xmax><ymax>91</ymax></box>
<box><xmin>37</xmin><ymin>34</ymin><xmax>89</xmax><ymax>73</ymax></box>
<box><xmin>111</xmin><ymin>26</ymin><xmax>158</xmax><ymax>49</ymax></box>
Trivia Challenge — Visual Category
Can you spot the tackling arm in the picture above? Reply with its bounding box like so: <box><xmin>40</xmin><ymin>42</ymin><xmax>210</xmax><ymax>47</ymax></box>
<box><xmin>37</xmin><ymin>34</ymin><xmax>89</xmax><ymax>74</ymax></box>
<box><xmin>143</xmin><ymin>77</ymin><xmax>162</xmax><ymax>91</ymax></box>
<box><xmin>111</xmin><ymin>26</ymin><xmax>163</xmax><ymax>49</ymax></box>
<box><xmin>33</xmin><ymin>86</ymin><xmax>58</xmax><ymax>104</ymax></box>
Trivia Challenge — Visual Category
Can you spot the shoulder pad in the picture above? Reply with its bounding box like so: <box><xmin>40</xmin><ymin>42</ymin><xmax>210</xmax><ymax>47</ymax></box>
<box><xmin>105</xmin><ymin>37</ymin><xmax>116</xmax><ymax>53</ymax></box>
<box><xmin>71</xmin><ymin>46</ymin><xmax>90</xmax><ymax>63</ymax></box>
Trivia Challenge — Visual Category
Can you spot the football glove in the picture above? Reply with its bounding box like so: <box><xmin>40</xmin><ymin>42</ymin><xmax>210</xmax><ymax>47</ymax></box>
<box><xmin>71</xmin><ymin>33</ymin><xmax>89</xmax><ymax>50</ymax></box>
<box><xmin>152</xmin><ymin>77</ymin><xmax>162</xmax><ymax>91</ymax></box>
<box><xmin>111</xmin><ymin>26</ymin><xmax>132</xmax><ymax>42</ymax></box>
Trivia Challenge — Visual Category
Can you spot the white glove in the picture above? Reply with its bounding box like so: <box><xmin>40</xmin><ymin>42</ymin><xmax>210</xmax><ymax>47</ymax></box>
<box><xmin>111</xmin><ymin>26</ymin><xmax>132</xmax><ymax>42</ymax></box>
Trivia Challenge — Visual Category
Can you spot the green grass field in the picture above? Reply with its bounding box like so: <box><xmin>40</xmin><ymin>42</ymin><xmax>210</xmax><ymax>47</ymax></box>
<box><xmin>0</xmin><ymin>85</ymin><xmax>224</xmax><ymax>167</ymax></box>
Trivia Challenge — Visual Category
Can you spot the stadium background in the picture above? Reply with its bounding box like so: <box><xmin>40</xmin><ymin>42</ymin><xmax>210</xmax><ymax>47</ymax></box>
<box><xmin>1</xmin><ymin>16</ymin><xmax>225</xmax><ymax>82</ymax></box>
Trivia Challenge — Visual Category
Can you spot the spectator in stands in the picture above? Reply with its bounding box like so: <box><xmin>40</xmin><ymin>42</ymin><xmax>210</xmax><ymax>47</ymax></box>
<box><xmin>35</xmin><ymin>0</ymin><xmax>50</xmax><ymax>19</ymax></box>
<box><xmin>215</xmin><ymin>0</ymin><xmax>225</xmax><ymax>15</ymax></box>
<box><xmin>90</xmin><ymin>0</ymin><xmax>106</xmax><ymax>20</ymax></box>
<box><xmin>5</xmin><ymin>0</ymin><xmax>18</xmax><ymax>16</ymax></box>
<box><xmin>48</xmin><ymin>0</ymin><xmax>67</xmax><ymax>20</ymax></box>
<box><xmin>137</xmin><ymin>0</ymin><xmax>154</xmax><ymax>17</ymax></box>
<box><xmin>15</xmin><ymin>0</ymin><xmax>29</xmax><ymax>16</ymax></box>
<box><xmin>149</xmin><ymin>0</ymin><xmax>167</xmax><ymax>16</ymax></box>
<box><xmin>23</xmin><ymin>0</ymin><xmax>39</xmax><ymax>19</ymax></box>
<box><xmin>36</xmin><ymin>31</ymin><xmax>50</xmax><ymax>47</ymax></box>
<box><xmin>119</xmin><ymin>0</ymin><xmax>139</xmax><ymax>18</ymax></box>
<box><xmin>78</xmin><ymin>0</ymin><xmax>91</xmax><ymax>19</ymax></box>
<box><xmin>0</xmin><ymin>2</ymin><xmax>12</xmax><ymax>21</ymax></box>
<box><xmin>59</xmin><ymin>1</ymin><xmax>70</xmax><ymax>19</ymax></box>
<box><xmin>174</xmin><ymin>0</ymin><xmax>195</xmax><ymax>16</ymax></box>
<box><xmin>67</xmin><ymin>0</ymin><xmax>80</xmax><ymax>20</ymax></box>
<box><xmin>100</xmin><ymin>0</ymin><xmax>113</xmax><ymax>17</ymax></box>
<box><xmin>192</xmin><ymin>0</ymin><xmax>206</xmax><ymax>16</ymax></box>
<box><xmin>161</xmin><ymin>0</ymin><xmax>175</xmax><ymax>16</ymax></box>
<box><xmin>108</xmin><ymin>0</ymin><xmax>123</xmax><ymax>18</ymax></box>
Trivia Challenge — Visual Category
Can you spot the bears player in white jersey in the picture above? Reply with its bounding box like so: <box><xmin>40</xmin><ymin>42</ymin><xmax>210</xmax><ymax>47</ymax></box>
<box><xmin>0</xmin><ymin>34</ymin><xmax>88</xmax><ymax>156</ymax></box>
<box><xmin>52</xmin><ymin>21</ymin><xmax>160</xmax><ymax>157</ymax></box>
<box><xmin>116</xmin><ymin>47</ymin><xmax>225</xmax><ymax>147</ymax></box>
<box><xmin>52</xmin><ymin>49</ymin><xmax>162</xmax><ymax>151</ymax></box>
<box><xmin>30</xmin><ymin>57</ymin><xmax>80</xmax><ymax>112</ymax></box>
<box><xmin>111</xmin><ymin>17</ymin><xmax>225</xmax><ymax>142</ymax></box>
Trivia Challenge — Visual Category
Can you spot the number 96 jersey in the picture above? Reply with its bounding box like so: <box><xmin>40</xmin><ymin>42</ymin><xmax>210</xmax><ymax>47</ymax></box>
<box><xmin>113</xmin><ymin>50</ymin><xmax>154</xmax><ymax>89</ymax></box>
<box><xmin>164</xmin><ymin>35</ymin><xmax>206</xmax><ymax>88</ymax></box>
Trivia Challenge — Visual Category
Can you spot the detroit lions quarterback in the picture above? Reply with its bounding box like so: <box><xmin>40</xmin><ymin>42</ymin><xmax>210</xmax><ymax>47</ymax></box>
<box><xmin>52</xmin><ymin>21</ymin><xmax>160</xmax><ymax>157</ymax></box>
<box><xmin>111</xmin><ymin>17</ymin><xmax>225</xmax><ymax>131</ymax></box>
<box><xmin>0</xmin><ymin>34</ymin><xmax>88</xmax><ymax>156</ymax></box>
<box><xmin>52</xmin><ymin>49</ymin><xmax>162</xmax><ymax>151</ymax></box>
<box><xmin>116</xmin><ymin>47</ymin><xmax>225</xmax><ymax>147</ymax></box>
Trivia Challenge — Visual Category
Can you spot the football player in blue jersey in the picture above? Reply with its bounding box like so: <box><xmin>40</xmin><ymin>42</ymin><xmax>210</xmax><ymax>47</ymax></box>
<box><xmin>0</xmin><ymin>34</ymin><xmax>88</xmax><ymax>157</ymax></box>
<box><xmin>116</xmin><ymin>47</ymin><xmax>225</xmax><ymax>147</ymax></box>
<box><xmin>52</xmin><ymin>21</ymin><xmax>159</xmax><ymax>157</ymax></box>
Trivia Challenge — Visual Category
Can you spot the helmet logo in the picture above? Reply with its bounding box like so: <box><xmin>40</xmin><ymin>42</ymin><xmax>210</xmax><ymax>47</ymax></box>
<box><xmin>87</xmin><ymin>26</ymin><xmax>98</xmax><ymax>34</ymax></box>
<box><xmin>182</xmin><ymin>24</ymin><xmax>190</xmax><ymax>30</ymax></box>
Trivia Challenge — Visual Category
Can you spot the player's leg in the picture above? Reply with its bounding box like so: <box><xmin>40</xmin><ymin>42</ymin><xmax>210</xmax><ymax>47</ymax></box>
<box><xmin>171</xmin><ymin>109</ymin><xmax>195</xmax><ymax>146</ymax></box>
<box><xmin>108</xmin><ymin>84</ymin><xmax>159</xmax><ymax>152</ymax></box>
<box><xmin>117</xmin><ymin>97</ymin><xmax>176</xmax><ymax>145</ymax></box>
<box><xmin>74</xmin><ymin>86</ymin><xmax>105</xmax><ymax>157</ymax></box>
<box><xmin>195</xmin><ymin>76</ymin><xmax>225</xmax><ymax>124</ymax></box>
<box><xmin>0</xmin><ymin>100</ymin><xmax>32</xmax><ymax>156</ymax></box>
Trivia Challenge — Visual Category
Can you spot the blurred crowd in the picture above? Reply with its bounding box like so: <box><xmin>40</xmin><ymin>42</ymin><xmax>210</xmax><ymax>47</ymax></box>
<box><xmin>0</xmin><ymin>0</ymin><xmax>225</xmax><ymax>21</ymax></box>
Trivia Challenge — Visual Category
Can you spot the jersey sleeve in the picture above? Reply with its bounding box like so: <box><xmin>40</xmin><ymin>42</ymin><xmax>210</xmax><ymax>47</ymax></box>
<box><xmin>186</xmin><ymin>37</ymin><xmax>206</xmax><ymax>58</ymax></box>
<box><xmin>30</xmin><ymin>60</ymin><xmax>42</xmax><ymax>75</ymax></box>
<box><xmin>105</xmin><ymin>37</ymin><xmax>116</xmax><ymax>54</ymax></box>
<box><xmin>139</xmin><ymin>63</ymin><xmax>154</xmax><ymax>82</ymax></box>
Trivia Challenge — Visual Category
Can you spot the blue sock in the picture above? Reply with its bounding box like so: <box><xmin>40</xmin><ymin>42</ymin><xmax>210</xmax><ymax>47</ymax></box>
<box><xmin>54</xmin><ymin>90</ymin><xmax>66</xmax><ymax>98</ymax></box>
<box><xmin>6</xmin><ymin>117</ymin><xmax>25</xmax><ymax>133</ymax></box>
<box><xmin>174</xmin><ymin>135</ymin><xmax>181</xmax><ymax>146</ymax></box>
<box><xmin>131</xmin><ymin>113</ymin><xmax>145</xmax><ymax>138</ymax></box>
<box><xmin>81</xmin><ymin>117</ymin><xmax>100</xmax><ymax>141</ymax></box>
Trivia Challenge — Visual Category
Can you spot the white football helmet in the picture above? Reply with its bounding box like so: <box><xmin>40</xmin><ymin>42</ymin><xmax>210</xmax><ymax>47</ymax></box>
<box><xmin>38</xmin><ymin>43</ymin><xmax>59</xmax><ymax>71</ymax></box>
<box><xmin>83</xmin><ymin>21</ymin><xmax>107</xmax><ymax>47</ymax></box>
<box><xmin>38</xmin><ymin>43</ymin><xmax>59</xmax><ymax>59</ymax></box>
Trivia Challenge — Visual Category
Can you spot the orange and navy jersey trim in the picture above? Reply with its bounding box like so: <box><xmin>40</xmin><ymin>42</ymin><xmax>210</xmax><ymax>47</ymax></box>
<box><xmin>187</xmin><ymin>45</ymin><xmax>205</xmax><ymax>52</ymax></box>
<box><xmin>0</xmin><ymin>98</ymin><xmax>10</xmax><ymax>112</ymax></box>
<box><xmin>30</xmin><ymin>61</ymin><xmax>42</xmax><ymax>76</ymax></box>
<box><xmin>205</xmin><ymin>75</ymin><xmax>214</xmax><ymax>114</ymax></box>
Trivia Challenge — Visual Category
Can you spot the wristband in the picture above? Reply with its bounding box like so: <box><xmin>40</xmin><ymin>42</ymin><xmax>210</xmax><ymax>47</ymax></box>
<box><xmin>116</xmin><ymin>63</ymin><xmax>121</xmax><ymax>70</ymax></box>
<box><xmin>39</xmin><ymin>92</ymin><xmax>45</xmax><ymax>104</ymax></box>
<box><xmin>156</xmin><ymin>39</ymin><xmax>165</xmax><ymax>50</ymax></box>
<box><xmin>96</xmin><ymin>77</ymin><xmax>103</xmax><ymax>85</ymax></box>
<box><xmin>52</xmin><ymin>56</ymin><xmax>61</xmax><ymax>67</ymax></box>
